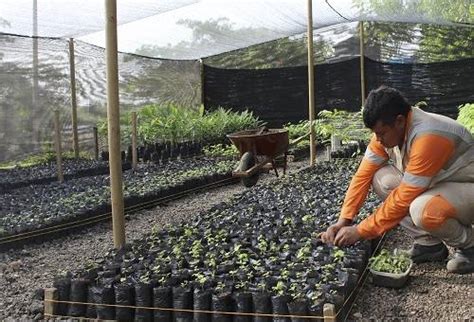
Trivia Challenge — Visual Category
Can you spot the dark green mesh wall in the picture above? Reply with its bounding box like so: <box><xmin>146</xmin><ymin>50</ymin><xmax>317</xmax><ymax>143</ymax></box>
<box><xmin>203</xmin><ymin>22</ymin><xmax>474</xmax><ymax>125</ymax></box>
<box><xmin>204</xmin><ymin>57</ymin><xmax>474</xmax><ymax>126</ymax></box>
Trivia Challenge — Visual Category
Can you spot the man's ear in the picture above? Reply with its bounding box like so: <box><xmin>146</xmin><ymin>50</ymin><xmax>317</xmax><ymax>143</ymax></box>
<box><xmin>395</xmin><ymin>114</ymin><xmax>406</xmax><ymax>130</ymax></box>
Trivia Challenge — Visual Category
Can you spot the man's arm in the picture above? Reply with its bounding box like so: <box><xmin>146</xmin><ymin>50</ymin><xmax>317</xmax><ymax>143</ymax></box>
<box><xmin>340</xmin><ymin>135</ymin><xmax>389</xmax><ymax>220</ymax></box>
<box><xmin>321</xmin><ymin>135</ymin><xmax>388</xmax><ymax>244</ymax></box>
<box><xmin>356</xmin><ymin>133</ymin><xmax>455</xmax><ymax>239</ymax></box>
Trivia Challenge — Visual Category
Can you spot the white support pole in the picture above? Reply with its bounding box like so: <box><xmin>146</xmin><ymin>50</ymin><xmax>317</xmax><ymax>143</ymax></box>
<box><xmin>105</xmin><ymin>0</ymin><xmax>125</xmax><ymax>248</ymax></box>
<box><xmin>359</xmin><ymin>21</ymin><xmax>366</xmax><ymax>105</ymax></box>
<box><xmin>307</xmin><ymin>0</ymin><xmax>316</xmax><ymax>166</ymax></box>
<box><xmin>68</xmin><ymin>38</ymin><xmax>79</xmax><ymax>158</ymax></box>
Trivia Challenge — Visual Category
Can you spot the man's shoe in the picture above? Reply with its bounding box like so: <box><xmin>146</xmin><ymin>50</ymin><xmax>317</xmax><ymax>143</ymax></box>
<box><xmin>407</xmin><ymin>243</ymin><xmax>449</xmax><ymax>264</ymax></box>
<box><xmin>446</xmin><ymin>247</ymin><xmax>474</xmax><ymax>274</ymax></box>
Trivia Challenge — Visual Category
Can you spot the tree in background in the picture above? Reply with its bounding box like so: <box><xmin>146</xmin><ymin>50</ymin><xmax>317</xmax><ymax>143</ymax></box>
<box><xmin>135</xmin><ymin>17</ymin><xmax>334</xmax><ymax>69</ymax></box>
<box><xmin>0</xmin><ymin>35</ymin><xmax>73</xmax><ymax>161</ymax></box>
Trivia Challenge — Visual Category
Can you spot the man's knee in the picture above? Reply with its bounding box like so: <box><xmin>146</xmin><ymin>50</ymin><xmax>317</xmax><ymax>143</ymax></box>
<box><xmin>410</xmin><ymin>194</ymin><xmax>457</xmax><ymax>231</ymax></box>
<box><xmin>372</xmin><ymin>166</ymin><xmax>402</xmax><ymax>200</ymax></box>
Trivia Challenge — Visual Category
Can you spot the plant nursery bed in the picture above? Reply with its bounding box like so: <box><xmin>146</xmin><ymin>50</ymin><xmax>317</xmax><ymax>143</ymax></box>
<box><xmin>0</xmin><ymin>157</ymin><xmax>236</xmax><ymax>246</ymax></box>
<box><xmin>0</xmin><ymin>158</ymin><xmax>131</xmax><ymax>192</ymax></box>
<box><xmin>45</xmin><ymin>159</ymin><xmax>381</xmax><ymax>321</ymax></box>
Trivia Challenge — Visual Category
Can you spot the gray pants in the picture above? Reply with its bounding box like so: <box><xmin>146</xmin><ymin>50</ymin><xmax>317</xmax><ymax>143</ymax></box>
<box><xmin>372</xmin><ymin>162</ymin><xmax>474</xmax><ymax>249</ymax></box>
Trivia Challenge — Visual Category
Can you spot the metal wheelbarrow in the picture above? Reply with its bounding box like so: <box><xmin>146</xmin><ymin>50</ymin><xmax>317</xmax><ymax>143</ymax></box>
<box><xmin>227</xmin><ymin>127</ymin><xmax>289</xmax><ymax>187</ymax></box>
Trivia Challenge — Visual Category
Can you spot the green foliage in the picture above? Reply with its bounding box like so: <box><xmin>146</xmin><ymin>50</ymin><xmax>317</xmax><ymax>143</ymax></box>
<box><xmin>332</xmin><ymin>247</ymin><xmax>345</xmax><ymax>262</ymax></box>
<box><xmin>202</xmin><ymin>144</ymin><xmax>238</xmax><ymax>158</ymax></box>
<box><xmin>284</xmin><ymin>109</ymin><xmax>371</xmax><ymax>149</ymax></box>
<box><xmin>285</xmin><ymin>120</ymin><xmax>313</xmax><ymax>140</ymax></box>
<box><xmin>96</xmin><ymin>103</ymin><xmax>263</xmax><ymax>147</ymax></box>
<box><xmin>354</xmin><ymin>1</ymin><xmax>473</xmax><ymax>63</ymax></box>
<box><xmin>0</xmin><ymin>151</ymin><xmax>92</xmax><ymax>169</ymax></box>
<box><xmin>136</xmin><ymin>17</ymin><xmax>334</xmax><ymax>66</ymax></box>
<box><xmin>457</xmin><ymin>103</ymin><xmax>474</xmax><ymax>134</ymax></box>
<box><xmin>205</xmin><ymin>33</ymin><xmax>334</xmax><ymax>69</ymax></box>
<box><xmin>369</xmin><ymin>249</ymin><xmax>411</xmax><ymax>274</ymax></box>
<box><xmin>316</xmin><ymin>109</ymin><xmax>370</xmax><ymax>143</ymax></box>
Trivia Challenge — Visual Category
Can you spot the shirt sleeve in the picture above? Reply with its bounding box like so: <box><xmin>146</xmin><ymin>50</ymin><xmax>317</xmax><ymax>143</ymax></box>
<box><xmin>357</xmin><ymin>133</ymin><xmax>455</xmax><ymax>239</ymax></box>
<box><xmin>340</xmin><ymin>135</ymin><xmax>388</xmax><ymax>221</ymax></box>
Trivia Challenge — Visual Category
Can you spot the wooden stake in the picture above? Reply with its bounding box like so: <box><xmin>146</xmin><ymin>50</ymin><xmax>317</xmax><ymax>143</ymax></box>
<box><xmin>307</xmin><ymin>0</ymin><xmax>316</xmax><ymax>166</ymax></box>
<box><xmin>106</xmin><ymin>0</ymin><xmax>126</xmax><ymax>248</ymax></box>
<box><xmin>43</xmin><ymin>288</ymin><xmax>58</xmax><ymax>317</ymax></box>
<box><xmin>359</xmin><ymin>21</ymin><xmax>366</xmax><ymax>106</ymax></box>
<box><xmin>53</xmin><ymin>110</ymin><xmax>64</xmax><ymax>183</ymax></box>
<box><xmin>323</xmin><ymin>303</ymin><xmax>336</xmax><ymax>322</ymax></box>
<box><xmin>93</xmin><ymin>126</ymin><xmax>99</xmax><ymax>160</ymax></box>
<box><xmin>131</xmin><ymin>111</ymin><xmax>138</xmax><ymax>170</ymax></box>
<box><xmin>69</xmin><ymin>38</ymin><xmax>80</xmax><ymax>158</ymax></box>
<box><xmin>200</xmin><ymin>58</ymin><xmax>205</xmax><ymax>107</ymax></box>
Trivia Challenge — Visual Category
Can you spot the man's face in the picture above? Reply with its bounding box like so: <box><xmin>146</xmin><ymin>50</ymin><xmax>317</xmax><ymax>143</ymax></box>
<box><xmin>371</xmin><ymin>116</ymin><xmax>405</xmax><ymax>148</ymax></box>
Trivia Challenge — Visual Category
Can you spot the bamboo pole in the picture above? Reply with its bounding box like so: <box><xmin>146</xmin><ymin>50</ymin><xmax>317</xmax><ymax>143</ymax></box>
<box><xmin>68</xmin><ymin>38</ymin><xmax>80</xmax><ymax>158</ymax></box>
<box><xmin>359</xmin><ymin>21</ymin><xmax>366</xmax><ymax>105</ymax></box>
<box><xmin>53</xmin><ymin>110</ymin><xmax>64</xmax><ymax>183</ymax></box>
<box><xmin>307</xmin><ymin>0</ymin><xmax>316</xmax><ymax>166</ymax></box>
<box><xmin>131</xmin><ymin>111</ymin><xmax>138</xmax><ymax>170</ymax></box>
<box><xmin>323</xmin><ymin>303</ymin><xmax>336</xmax><ymax>322</ymax></box>
<box><xmin>43</xmin><ymin>288</ymin><xmax>58</xmax><ymax>317</ymax></box>
<box><xmin>105</xmin><ymin>0</ymin><xmax>125</xmax><ymax>248</ymax></box>
<box><xmin>31</xmin><ymin>0</ymin><xmax>39</xmax><ymax>143</ymax></box>
<box><xmin>199</xmin><ymin>58</ymin><xmax>205</xmax><ymax>107</ymax></box>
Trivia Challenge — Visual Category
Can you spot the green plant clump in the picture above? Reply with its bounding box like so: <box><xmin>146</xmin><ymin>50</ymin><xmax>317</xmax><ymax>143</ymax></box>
<box><xmin>457</xmin><ymin>103</ymin><xmax>474</xmax><ymax>134</ymax></box>
<box><xmin>202</xmin><ymin>144</ymin><xmax>238</xmax><ymax>158</ymax></box>
<box><xmin>369</xmin><ymin>249</ymin><xmax>411</xmax><ymax>274</ymax></box>
<box><xmin>284</xmin><ymin>109</ymin><xmax>371</xmax><ymax>148</ymax></box>
<box><xmin>97</xmin><ymin>104</ymin><xmax>263</xmax><ymax>147</ymax></box>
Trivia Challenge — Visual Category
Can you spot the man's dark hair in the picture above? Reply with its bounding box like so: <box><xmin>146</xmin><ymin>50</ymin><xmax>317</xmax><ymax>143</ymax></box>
<box><xmin>363</xmin><ymin>86</ymin><xmax>411</xmax><ymax>128</ymax></box>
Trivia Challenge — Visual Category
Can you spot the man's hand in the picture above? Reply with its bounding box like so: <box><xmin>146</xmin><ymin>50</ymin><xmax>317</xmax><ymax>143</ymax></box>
<box><xmin>320</xmin><ymin>218</ymin><xmax>352</xmax><ymax>245</ymax></box>
<box><xmin>334</xmin><ymin>226</ymin><xmax>361</xmax><ymax>246</ymax></box>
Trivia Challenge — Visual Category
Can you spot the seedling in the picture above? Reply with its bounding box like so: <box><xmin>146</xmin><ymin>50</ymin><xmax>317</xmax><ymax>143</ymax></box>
<box><xmin>332</xmin><ymin>247</ymin><xmax>345</xmax><ymax>262</ymax></box>
<box><xmin>369</xmin><ymin>249</ymin><xmax>411</xmax><ymax>274</ymax></box>
<box><xmin>272</xmin><ymin>280</ymin><xmax>287</xmax><ymax>296</ymax></box>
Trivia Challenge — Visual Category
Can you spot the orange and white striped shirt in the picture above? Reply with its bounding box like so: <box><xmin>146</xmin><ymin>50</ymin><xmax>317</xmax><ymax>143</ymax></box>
<box><xmin>340</xmin><ymin>106</ymin><xmax>474</xmax><ymax>239</ymax></box>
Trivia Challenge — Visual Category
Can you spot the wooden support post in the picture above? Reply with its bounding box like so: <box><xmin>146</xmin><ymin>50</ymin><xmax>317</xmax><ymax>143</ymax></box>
<box><xmin>200</xmin><ymin>58</ymin><xmax>205</xmax><ymax>107</ymax></box>
<box><xmin>106</xmin><ymin>0</ymin><xmax>126</xmax><ymax>248</ymax></box>
<box><xmin>31</xmin><ymin>0</ymin><xmax>40</xmax><ymax>141</ymax></box>
<box><xmin>43</xmin><ymin>288</ymin><xmax>58</xmax><ymax>318</ymax></box>
<box><xmin>93</xmin><ymin>126</ymin><xmax>99</xmax><ymax>160</ymax></box>
<box><xmin>306</xmin><ymin>0</ymin><xmax>316</xmax><ymax>166</ymax></box>
<box><xmin>54</xmin><ymin>110</ymin><xmax>64</xmax><ymax>183</ymax></box>
<box><xmin>69</xmin><ymin>38</ymin><xmax>80</xmax><ymax>158</ymax></box>
<box><xmin>359</xmin><ymin>21</ymin><xmax>366</xmax><ymax>106</ymax></box>
<box><xmin>323</xmin><ymin>303</ymin><xmax>336</xmax><ymax>322</ymax></box>
<box><xmin>131</xmin><ymin>111</ymin><xmax>138</xmax><ymax>170</ymax></box>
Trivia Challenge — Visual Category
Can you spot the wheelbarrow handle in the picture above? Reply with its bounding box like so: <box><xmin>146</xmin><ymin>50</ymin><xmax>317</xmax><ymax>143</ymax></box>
<box><xmin>289</xmin><ymin>130</ymin><xmax>312</xmax><ymax>146</ymax></box>
<box><xmin>256</xmin><ymin>126</ymin><xmax>269</xmax><ymax>135</ymax></box>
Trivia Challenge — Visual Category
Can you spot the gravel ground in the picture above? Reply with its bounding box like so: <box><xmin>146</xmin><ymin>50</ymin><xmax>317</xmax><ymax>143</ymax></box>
<box><xmin>1</xmin><ymin>156</ymin><xmax>472</xmax><ymax>321</ymax></box>
<box><xmin>348</xmin><ymin>228</ymin><xmax>474</xmax><ymax>321</ymax></box>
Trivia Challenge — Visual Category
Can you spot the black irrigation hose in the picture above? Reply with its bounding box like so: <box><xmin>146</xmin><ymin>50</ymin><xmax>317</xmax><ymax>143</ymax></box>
<box><xmin>0</xmin><ymin>176</ymin><xmax>239</xmax><ymax>249</ymax></box>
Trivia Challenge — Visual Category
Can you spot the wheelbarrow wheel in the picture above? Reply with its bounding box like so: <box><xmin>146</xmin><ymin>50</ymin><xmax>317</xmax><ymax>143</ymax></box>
<box><xmin>238</xmin><ymin>152</ymin><xmax>259</xmax><ymax>187</ymax></box>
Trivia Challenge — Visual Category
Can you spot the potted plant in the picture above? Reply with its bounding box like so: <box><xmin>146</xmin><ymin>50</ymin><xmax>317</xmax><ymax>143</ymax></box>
<box><xmin>369</xmin><ymin>249</ymin><xmax>413</xmax><ymax>288</ymax></box>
